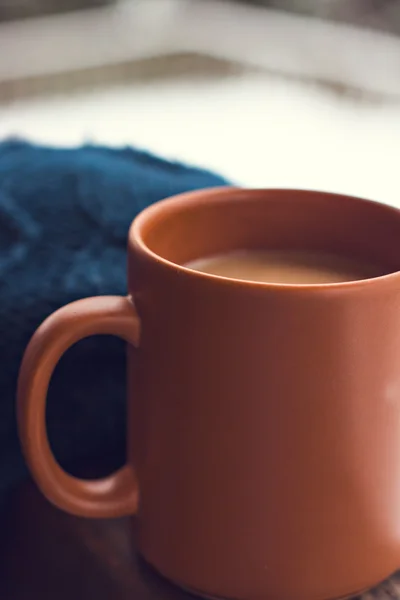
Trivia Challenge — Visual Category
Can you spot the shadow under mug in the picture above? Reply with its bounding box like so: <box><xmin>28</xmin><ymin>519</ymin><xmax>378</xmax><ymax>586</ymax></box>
<box><xmin>17</xmin><ymin>188</ymin><xmax>400</xmax><ymax>600</ymax></box>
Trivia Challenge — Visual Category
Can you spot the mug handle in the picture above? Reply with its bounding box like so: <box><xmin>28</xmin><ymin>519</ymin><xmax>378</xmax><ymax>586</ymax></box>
<box><xmin>17</xmin><ymin>296</ymin><xmax>140</xmax><ymax>518</ymax></box>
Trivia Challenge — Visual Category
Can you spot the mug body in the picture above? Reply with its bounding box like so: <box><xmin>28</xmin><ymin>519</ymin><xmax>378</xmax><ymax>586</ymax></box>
<box><xmin>127</xmin><ymin>188</ymin><xmax>400</xmax><ymax>600</ymax></box>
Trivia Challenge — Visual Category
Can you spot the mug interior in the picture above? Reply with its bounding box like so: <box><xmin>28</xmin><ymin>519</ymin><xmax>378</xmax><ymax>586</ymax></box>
<box><xmin>134</xmin><ymin>188</ymin><xmax>400</xmax><ymax>279</ymax></box>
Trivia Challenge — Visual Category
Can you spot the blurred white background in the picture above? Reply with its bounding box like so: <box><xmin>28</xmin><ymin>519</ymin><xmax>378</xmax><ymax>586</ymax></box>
<box><xmin>1</xmin><ymin>0</ymin><xmax>400</xmax><ymax>205</ymax></box>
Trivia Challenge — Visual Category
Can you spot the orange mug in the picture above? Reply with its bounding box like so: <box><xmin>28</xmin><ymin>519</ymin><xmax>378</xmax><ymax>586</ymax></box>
<box><xmin>17</xmin><ymin>188</ymin><xmax>400</xmax><ymax>600</ymax></box>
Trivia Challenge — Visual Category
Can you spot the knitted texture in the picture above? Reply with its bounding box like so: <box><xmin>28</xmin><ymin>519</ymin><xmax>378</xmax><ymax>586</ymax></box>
<box><xmin>0</xmin><ymin>140</ymin><xmax>228</xmax><ymax>497</ymax></box>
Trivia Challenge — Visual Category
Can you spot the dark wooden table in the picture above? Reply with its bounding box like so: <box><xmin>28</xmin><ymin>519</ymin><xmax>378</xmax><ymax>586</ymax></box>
<box><xmin>1</xmin><ymin>474</ymin><xmax>400</xmax><ymax>600</ymax></box>
<box><xmin>0</xmin><ymin>479</ymin><xmax>196</xmax><ymax>600</ymax></box>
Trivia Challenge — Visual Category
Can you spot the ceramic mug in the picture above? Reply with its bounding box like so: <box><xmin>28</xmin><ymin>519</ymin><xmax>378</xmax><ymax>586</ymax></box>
<box><xmin>17</xmin><ymin>188</ymin><xmax>400</xmax><ymax>600</ymax></box>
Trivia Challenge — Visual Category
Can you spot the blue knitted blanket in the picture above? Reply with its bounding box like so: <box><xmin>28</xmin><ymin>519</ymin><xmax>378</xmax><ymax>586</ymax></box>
<box><xmin>0</xmin><ymin>140</ymin><xmax>228</xmax><ymax>498</ymax></box>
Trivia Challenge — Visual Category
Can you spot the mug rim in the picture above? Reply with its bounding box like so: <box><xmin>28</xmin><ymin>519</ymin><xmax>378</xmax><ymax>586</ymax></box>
<box><xmin>130</xmin><ymin>187</ymin><xmax>400</xmax><ymax>291</ymax></box>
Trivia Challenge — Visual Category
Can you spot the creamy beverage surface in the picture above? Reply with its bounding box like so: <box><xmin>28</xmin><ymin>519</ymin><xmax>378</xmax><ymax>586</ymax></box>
<box><xmin>185</xmin><ymin>250</ymin><xmax>386</xmax><ymax>284</ymax></box>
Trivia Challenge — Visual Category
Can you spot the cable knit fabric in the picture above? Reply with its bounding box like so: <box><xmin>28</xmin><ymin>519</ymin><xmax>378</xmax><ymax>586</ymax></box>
<box><xmin>0</xmin><ymin>140</ymin><xmax>228</xmax><ymax>499</ymax></box>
